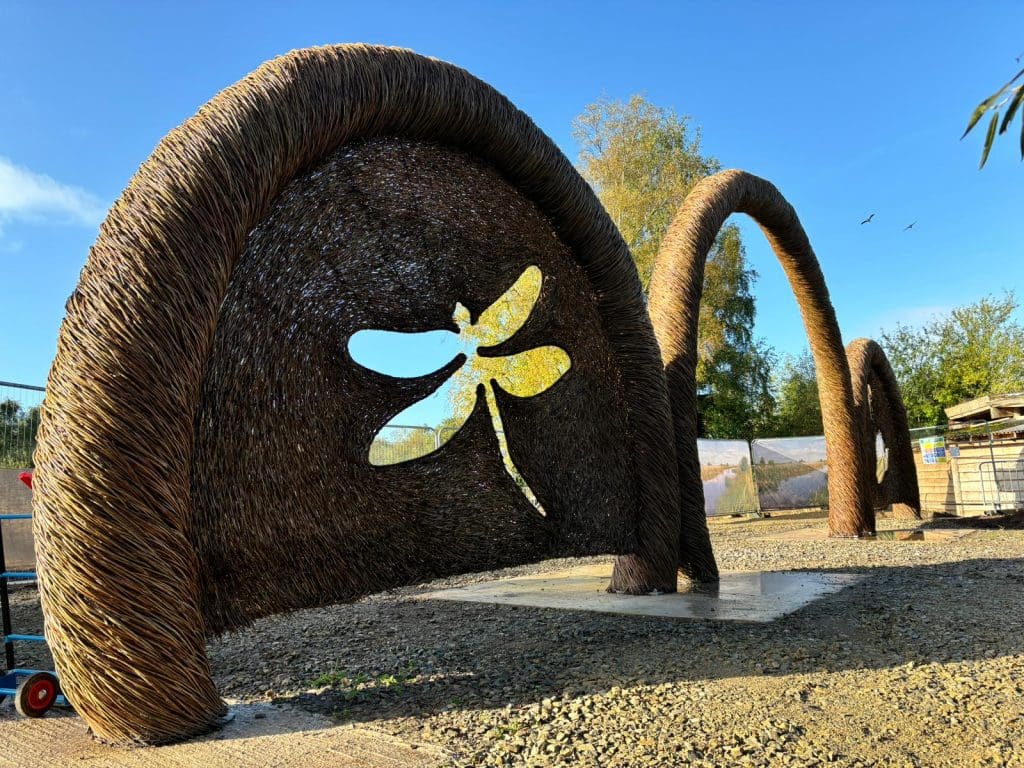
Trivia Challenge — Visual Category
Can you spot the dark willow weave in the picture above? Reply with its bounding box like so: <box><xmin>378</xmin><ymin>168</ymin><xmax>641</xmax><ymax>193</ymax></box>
<box><xmin>192</xmin><ymin>138</ymin><xmax>648</xmax><ymax>633</ymax></box>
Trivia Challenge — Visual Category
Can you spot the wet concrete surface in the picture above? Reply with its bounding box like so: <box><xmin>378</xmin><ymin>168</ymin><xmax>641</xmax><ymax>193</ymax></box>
<box><xmin>420</xmin><ymin>565</ymin><xmax>863</xmax><ymax>623</ymax></box>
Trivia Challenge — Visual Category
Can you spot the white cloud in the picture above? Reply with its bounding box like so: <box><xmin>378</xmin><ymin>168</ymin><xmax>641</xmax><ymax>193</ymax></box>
<box><xmin>0</xmin><ymin>156</ymin><xmax>106</xmax><ymax>227</ymax></box>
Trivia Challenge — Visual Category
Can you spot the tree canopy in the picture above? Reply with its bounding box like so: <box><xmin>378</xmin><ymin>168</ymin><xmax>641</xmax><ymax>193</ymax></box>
<box><xmin>573</xmin><ymin>94</ymin><xmax>775</xmax><ymax>440</ymax></box>
<box><xmin>881</xmin><ymin>292</ymin><xmax>1024</xmax><ymax>426</ymax></box>
<box><xmin>696</xmin><ymin>226</ymin><xmax>777</xmax><ymax>441</ymax></box>
<box><xmin>763</xmin><ymin>350</ymin><xmax>823</xmax><ymax>438</ymax></box>
<box><xmin>572</xmin><ymin>95</ymin><xmax>719</xmax><ymax>290</ymax></box>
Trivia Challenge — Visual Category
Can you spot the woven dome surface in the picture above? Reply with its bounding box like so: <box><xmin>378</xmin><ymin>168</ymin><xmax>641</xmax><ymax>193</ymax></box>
<box><xmin>191</xmin><ymin>138</ymin><xmax>641</xmax><ymax>634</ymax></box>
<box><xmin>32</xmin><ymin>44</ymin><xmax>683</xmax><ymax>744</ymax></box>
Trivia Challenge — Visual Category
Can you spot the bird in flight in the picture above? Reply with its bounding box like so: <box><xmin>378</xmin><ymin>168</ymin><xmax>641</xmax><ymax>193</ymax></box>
<box><xmin>903</xmin><ymin>221</ymin><xmax>916</xmax><ymax>231</ymax></box>
<box><xmin>860</xmin><ymin>213</ymin><xmax>875</xmax><ymax>225</ymax></box>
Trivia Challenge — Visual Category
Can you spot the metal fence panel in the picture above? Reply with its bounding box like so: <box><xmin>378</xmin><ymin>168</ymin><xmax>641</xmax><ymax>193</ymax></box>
<box><xmin>0</xmin><ymin>381</ymin><xmax>44</xmax><ymax>469</ymax></box>
<box><xmin>908</xmin><ymin>424</ymin><xmax>946</xmax><ymax>442</ymax></box>
<box><xmin>978</xmin><ymin>460</ymin><xmax>1024</xmax><ymax>514</ymax></box>
<box><xmin>697</xmin><ymin>439</ymin><xmax>759</xmax><ymax>516</ymax></box>
<box><xmin>751</xmin><ymin>436</ymin><xmax>829</xmax><ymax>511</ymax></box>
<box><xmin>875</xmin><ymin>433</ymin><xmax>887</xmax><ymax>482</ymax></box>
<box><xmin>0</xmin><ymin>382</ymin><xmax>42</xmax><ymax>571</ymax></box>
<box><xmin>0</xmin><ymin>468</ymin><xmax>34</xmax><ymax>569</ymax></box>
<box><xmin>368</xmin><ymin>424</ymin><xmax>439</xmax><ymax>465</ymax></box>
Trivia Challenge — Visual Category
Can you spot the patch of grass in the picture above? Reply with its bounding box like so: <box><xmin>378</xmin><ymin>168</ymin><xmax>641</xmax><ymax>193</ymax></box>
<box><xmin>311</xmin><ymin>670</ymin><xmax>369</xmax><ymax>688</ymax></box>
<box><xmin>487</xmin><ymin>721</ymin><xmax>523</xmax><ymax>740</ymax></box>
<box><xmin>309</xmin><ymin>662</ymin><xmax>420</xmax><ymax>702</ymax></box>
<box><xmin>330</xmin><ymin>707</ymin><xmax>352</xmax><ymax>722</ymax></box>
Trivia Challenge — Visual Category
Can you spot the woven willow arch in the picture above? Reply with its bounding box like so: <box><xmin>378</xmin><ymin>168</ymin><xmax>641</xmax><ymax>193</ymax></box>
<box><xmin>648</xmin><ymin>170</ymin><xmax>875</xmax><ymax>549</ymax></box>
<box><xmin>32</xmin><ymin>45</ymin><xmax>685</xmax><ymax>745</ymax></box>
<box><xmin>846</xmin><ymin>338</ymin><xmax>921</xmax><ymax>519</ymax></box>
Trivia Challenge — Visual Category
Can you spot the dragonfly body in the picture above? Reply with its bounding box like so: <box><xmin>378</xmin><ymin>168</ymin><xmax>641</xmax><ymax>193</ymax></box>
<box><xmin>348</xmin><ymin>266</ymin><xmax>571</xmax><ymax>513</ymax></box>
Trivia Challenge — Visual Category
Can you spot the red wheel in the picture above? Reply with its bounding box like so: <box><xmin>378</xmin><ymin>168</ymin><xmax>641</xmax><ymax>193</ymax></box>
<box><xmin>15</xmin><ymin>672</ymin><xmax>59</xmax><ymax>718</ymax></box>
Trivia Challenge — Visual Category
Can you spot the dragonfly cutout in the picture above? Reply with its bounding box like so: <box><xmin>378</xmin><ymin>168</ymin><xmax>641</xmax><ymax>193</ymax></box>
<box><xmin>348</xmin><ymin>266</ymin><xmax>571</xmax><ymax>515</ymax></box>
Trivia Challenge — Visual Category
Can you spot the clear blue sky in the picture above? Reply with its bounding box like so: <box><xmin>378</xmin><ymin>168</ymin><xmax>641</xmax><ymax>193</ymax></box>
<box><xmin>2</xmin><ymin>0</ymin><xmax>1022</xmax><ymax>387</ymax></box>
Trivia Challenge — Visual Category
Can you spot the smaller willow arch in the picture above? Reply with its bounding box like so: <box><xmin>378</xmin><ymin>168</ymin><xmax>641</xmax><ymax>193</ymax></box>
<box><xmin>846</xmin><ymin>338</ymin><xmax>921</xmax><ymax>519</ymax></box>
<box><xmin>648</xmin><ymin>170</ymin><xmax>875</xmax><ymax>549</ymax></box>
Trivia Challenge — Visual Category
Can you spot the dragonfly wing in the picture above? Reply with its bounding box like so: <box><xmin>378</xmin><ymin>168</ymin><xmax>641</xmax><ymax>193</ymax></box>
<box><xmin>368</xmin><ymin>362</ymin><xmax>478</xmax><ymax>465</ymax></box>
<box><xmin>349</xmin><ymin>329</ymin><xmax>460</xmax><ymax>378</ymax></box>
<box><xmin>469</xmin><ymin>265</ymin><xmax>543</xmax><ymax>347</ymax></box>
<box><xmin>484</xmin><ymin>346</ymin><xmax>571</xmax><ymax>399</ymax></box>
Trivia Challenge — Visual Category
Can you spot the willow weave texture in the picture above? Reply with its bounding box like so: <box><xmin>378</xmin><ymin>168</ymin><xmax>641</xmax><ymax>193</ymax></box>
<box><xmin>846</xmin><ymin>338</ymin><xmax>921</xmax><ymax>519</ymax></box>
<box><xmin>31</xmin><ymin>47</ymin><xmax>918</xmax><ymax>747</ymax></box>
<box><xmin>647</xmin><ymin>170</ymin><xmax>876</xmax><ymax>543</ymax></box>
<box><xmin>32</xmin><ymin>45</ymin><xmax>685</xmax><ymax>745</ymax></box>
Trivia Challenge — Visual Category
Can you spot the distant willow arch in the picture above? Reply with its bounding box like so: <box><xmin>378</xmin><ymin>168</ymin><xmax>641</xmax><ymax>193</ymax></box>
<box><xmin>846</xmin><ymin>338</ymin><xmax>921</xmax><ymax>519</ymax></box>
<box><xmin>648</xmin><ymin>170</ymin><xmax>875</xmax><ymax>550</ymax></box>
<box><xmin>32</xmin><ymin>45</ymin><xmax>686</xmax><ymax>745</ymax></box>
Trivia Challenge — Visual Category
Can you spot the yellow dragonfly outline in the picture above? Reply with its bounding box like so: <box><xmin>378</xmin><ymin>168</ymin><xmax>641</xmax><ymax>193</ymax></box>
<box><xmin>348</xmin><ymin>266</ymin><xmax>571</xmax><ymax>515</ymax></box>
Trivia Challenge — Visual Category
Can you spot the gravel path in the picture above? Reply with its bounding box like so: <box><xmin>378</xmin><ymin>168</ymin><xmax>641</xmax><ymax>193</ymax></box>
<box><xmin>5</xmin><ymin>510</ymin><xmax>1024</xmax><ymax>767</ymax></box>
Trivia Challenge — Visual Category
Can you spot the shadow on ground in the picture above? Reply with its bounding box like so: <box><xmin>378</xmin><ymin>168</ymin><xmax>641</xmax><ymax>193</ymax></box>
<box><xmin>222</xmin><ymin>556</ymin><xmax>1024</xmax><ymax>733</ymax></box>
<box><xmin>920</xmin><ymin>511</ymin><xmax>1024</xmax><ymax>529</ymax></box>
<box><xmin>6</xmin><ymin>553</ymin><xmax>1022</xmax><ymax>743</ymax></box>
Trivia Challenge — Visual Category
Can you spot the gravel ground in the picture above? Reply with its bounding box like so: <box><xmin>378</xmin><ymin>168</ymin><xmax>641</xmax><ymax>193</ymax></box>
<box><xmin>6</xmin><ymin>510</ymin><xmax>1024</xmax><ymax>767</ymax></box>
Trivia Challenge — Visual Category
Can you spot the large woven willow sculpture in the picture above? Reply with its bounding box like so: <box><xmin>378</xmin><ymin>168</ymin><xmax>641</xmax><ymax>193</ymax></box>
<box><xmin>846</xmin><ymin>338</ymin><xmax>921</xmax><ymax>519</ymax></box>
<box><xmin>32</xmin><ymin>44</ymin><xmax>910</xmax><ymax>749</ymax></box>
<box><xmin>32</xmin><ymin>45</ymin><xmax>696</xmax><ymax>745</ymax></box>
<box><xmin>648</xmin><ymin>170</ymin><xmax>875</xmax><ymax>543</ymax></box>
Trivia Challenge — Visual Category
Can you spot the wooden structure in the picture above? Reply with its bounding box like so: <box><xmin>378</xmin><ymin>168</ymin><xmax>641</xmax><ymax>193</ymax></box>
<box><xmin>916</xmin><ymin>394</ymin><xmax>1024</xmax><ymax>515</ymax></box>
<box><xmin>915</xmin><ymin>437</ymin><xmax>1024</xmax><ymax>515</ymax></box>
<box><xmin>946</xmin><ymin>393</ymin><xmax>1024</xmax><ymax>429</ymax></box>
<box><xmin>29</xmin><ymin>44</ymin><xmax>918</xmax><ymax>747</ymax></box>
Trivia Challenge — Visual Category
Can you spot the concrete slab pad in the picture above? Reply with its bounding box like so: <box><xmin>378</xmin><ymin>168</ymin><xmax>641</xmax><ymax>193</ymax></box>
<box><xmin>420</xmin><ymin>565</ymin><xmax>862</xmax><ymax>623</ymax></box>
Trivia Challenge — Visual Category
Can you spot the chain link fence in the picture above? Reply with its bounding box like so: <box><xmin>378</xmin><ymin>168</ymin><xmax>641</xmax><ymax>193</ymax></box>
<box><xmin>369</xmin><ymin>424</ymin><xmax>440</xmax><ymax>465</ymax></box>
<box><xmin>1</xmin><ymin>382</ymin><xmax>42</xmax><ymax>570</ymax></box>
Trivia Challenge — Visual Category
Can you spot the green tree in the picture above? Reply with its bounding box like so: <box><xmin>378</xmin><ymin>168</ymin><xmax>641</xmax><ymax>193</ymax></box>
<box><xmin>881</xmin><ymin>292</ymin><xmax>1024</xmax><ymax>426</ymax></box>
<box><xmin>573</xmin><ymin>94</ymin><xmax>775</xmax><ymax>439</ymax></box>
<box><xmin>572</xmin><ymin>94</ymin><xmax>718</xmax><ymax>290</ymax></box>
<box><xmin>696</xmin><ymin>226</ymin><xmax>777</xmax><ymax>440</ymax></box>
<box><xmin>766</xmin><ymin>350</ymin><xmax>824</xmax><ymax>437</ymax></box>
<box><xmin>698</xmin><ymin>337</ymin><xmax>776</xmax><ymax>441</ymax></box>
